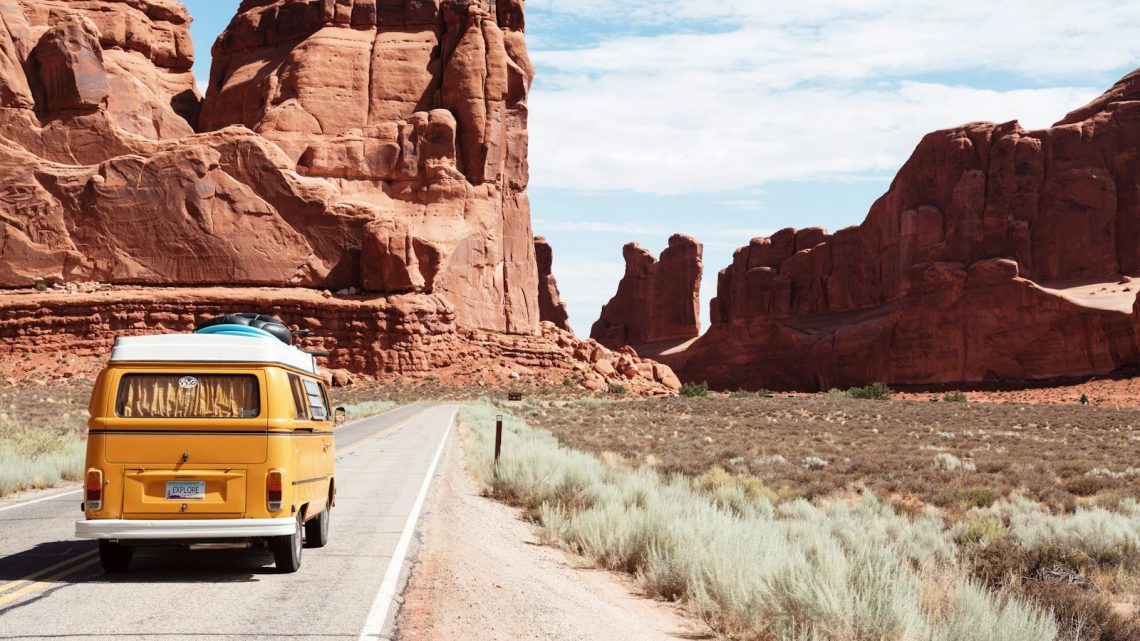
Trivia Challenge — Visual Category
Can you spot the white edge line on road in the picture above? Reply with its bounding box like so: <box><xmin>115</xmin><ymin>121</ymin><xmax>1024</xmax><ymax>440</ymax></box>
<box><xmin>0</xmin><ymin>488</ymin><xmax>82</xmax><ymax>514</ymax></box>
<box><xmin>357</xmin><ymin>407</ymin><xmax>456</xmax><ymax>641</ymax></box>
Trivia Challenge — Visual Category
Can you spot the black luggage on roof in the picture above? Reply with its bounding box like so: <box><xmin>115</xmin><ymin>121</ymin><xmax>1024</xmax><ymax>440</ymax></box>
<box><xmin>195</xmin><ymin>313</ymin><xmax>294</xmax><ymax>346</ymax></box>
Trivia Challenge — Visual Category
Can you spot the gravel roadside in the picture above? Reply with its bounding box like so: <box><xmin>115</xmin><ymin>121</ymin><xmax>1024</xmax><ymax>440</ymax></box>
<box><xmin>396</xmin><ymin>431</ymin><xmax>713</xmax><ymax>641</ymax></box>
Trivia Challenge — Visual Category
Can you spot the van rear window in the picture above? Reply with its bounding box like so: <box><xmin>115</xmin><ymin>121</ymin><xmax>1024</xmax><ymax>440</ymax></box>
<box><xmin>116</xmin><ymin>375</ymin><xmax>261</xmax><ymax>419</ymax></box>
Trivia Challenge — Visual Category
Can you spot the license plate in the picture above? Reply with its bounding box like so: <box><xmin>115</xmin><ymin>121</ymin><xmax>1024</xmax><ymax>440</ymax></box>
<box><xmin>166</xmin><ymin>481</ymin><xmax>206</xmax><ymax>501</ymax></box>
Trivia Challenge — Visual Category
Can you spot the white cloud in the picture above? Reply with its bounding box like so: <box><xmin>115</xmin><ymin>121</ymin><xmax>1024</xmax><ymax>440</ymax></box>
<box><xmin>526</xmin><ymin>0</ymin><xmax>1140</xmax><ymax>195</ymax></box>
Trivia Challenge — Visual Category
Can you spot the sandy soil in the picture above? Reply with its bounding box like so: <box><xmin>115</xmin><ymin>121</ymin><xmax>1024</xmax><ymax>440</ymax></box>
<box><xmin>1036</xmin><ymin>275</ymin><xmax>1138</xmax><ymax>312</ymax></box>
<box><xmin>396</xmin><ymin>432</ymin><xmax>713</xmax><ymax>641</ymax></box>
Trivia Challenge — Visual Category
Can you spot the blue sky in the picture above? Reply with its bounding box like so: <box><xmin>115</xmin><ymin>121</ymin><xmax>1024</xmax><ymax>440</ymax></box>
<box><xmin>183</xmin><ymin>1</ymin><xmax>1140</xmax><ymax>335</ymax></box>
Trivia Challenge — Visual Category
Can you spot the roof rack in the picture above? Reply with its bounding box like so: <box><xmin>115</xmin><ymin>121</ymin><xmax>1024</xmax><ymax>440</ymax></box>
<box><xmin>110</xmin><ymin>334</ymin><xmax>320</xmax><ymax>375</ymax></box>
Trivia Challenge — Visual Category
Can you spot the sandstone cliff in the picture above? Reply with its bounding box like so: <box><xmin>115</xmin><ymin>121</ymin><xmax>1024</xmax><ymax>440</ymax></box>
<box><xmin>534</xmin><ymin>236</ymin><xmax>570</xmax><ymax>331</ymax></box>
<box><xmin>590</xmin><ymin>234</ymin><xmax>702</xmax><ymax>351</ymax></box>
<box><xmin>0</xmin><ymin>0</ymin><xmax>685</xmax><ymax>394</ymax></box>
<box><xmin>0</xmin><ymin>0</ymin><xmax>537</xmax><ymax>334</ymax></box>
<box><xmin>0</xmin><ymin>286</ymin><xmax>681</xmax><ymax>394</ymax></box>
<box><xmin>667</xmin><ymin>70</ymin><xmax>1140</xmax><ymax>390</ymax></box>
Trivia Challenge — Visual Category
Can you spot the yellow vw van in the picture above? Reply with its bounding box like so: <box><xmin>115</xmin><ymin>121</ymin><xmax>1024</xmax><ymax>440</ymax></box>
<box><xmin>76</xmin><ymin>315</ymin><xmax>344</xmax><ymax>573</ymax></box>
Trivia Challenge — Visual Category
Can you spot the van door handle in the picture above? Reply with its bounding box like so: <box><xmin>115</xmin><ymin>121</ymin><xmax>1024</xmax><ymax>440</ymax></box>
<box><xmin>323</xmin><ymin>444</ymin><xmax>331</xmax><ymax>451</ymax></box>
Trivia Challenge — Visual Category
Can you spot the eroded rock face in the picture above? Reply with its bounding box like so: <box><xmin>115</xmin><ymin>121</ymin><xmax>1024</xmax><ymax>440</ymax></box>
<box><xmin>534</xmin><ymin>236</ymin><xmax>570</xmax><ymax>331</ymax></box>
<box><xmin>0</xmin><ymin>287</ymin><xmax>681</xmax><ymax>396</ymax></box>
<box><xmin>198</xmin><ymin>0</ymin><xmax>538</xmax><ymax>333</ymax></box>
<box><xmin>0</xmin><ymin>0</ymin><xmax>539</xmax><ymax>336</ymax></box>
<box><xmin>672</xmin><ymin>71</ymin><xmax>1140</xmax><ymax>390</ymax></box>
<box><xmin>30</xmin><ymin>13</ymin><xmax>107</xmax><ymax>111</ymax></box>
<box><xmin>591</xmin><ymin>234</ymin><xmax>702</xmax><ymax>350</ymax></box>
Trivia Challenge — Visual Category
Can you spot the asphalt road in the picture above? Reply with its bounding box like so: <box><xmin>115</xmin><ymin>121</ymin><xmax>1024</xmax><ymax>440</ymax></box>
<box><xmin>0</xmin><ymin>403</ymin><xmax>457</xmax><ymax>641</ymax></box>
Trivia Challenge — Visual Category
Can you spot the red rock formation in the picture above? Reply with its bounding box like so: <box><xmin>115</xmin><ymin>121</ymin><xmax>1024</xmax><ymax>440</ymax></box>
<box><xmin>0</xmin><ymin>0</ymin><xmax>684</xmax><ymax>393</ymax></box>
<box><xmin>591</xmin><ymin>234</ymin><xmax>702</xmax><ymax>350</ymax></box>
<box><xmin>673</xmin><ymin>70</ymin><xmax>1140</xmax><ymax>390</ymax></box>
<box><xmin>0</xmin><ymin>287</ymin><xmax>681</xmax><ymax>395</ymax></box>
<box><xmin>534</xmin><ymin>236</ymin><xmax>570</xmax><ymax>331</ymax></box>
<box><xmin>0</xmin><ymin>0</ymin><xmax>538</xmax><ymax>335</ymax></box>
<box><xmin>17</xmin><ymin>0</ymin><xmax>199</xmax><ymax>136</ymax></box>
<box><xmin>198</xmin><ymin>0</ymin><xmax>538</xmax><ymax>333</ymax></box>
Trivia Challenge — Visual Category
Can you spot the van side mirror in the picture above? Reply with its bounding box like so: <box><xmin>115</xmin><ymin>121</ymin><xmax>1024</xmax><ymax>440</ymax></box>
<box><xmin>334</xmin><ymin>407</ymin><xmax>347</xmax><ymax>426</ymax></box>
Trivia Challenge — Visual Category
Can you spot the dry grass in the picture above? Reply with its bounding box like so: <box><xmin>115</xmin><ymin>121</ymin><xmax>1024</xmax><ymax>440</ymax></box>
<box><xmin>460</xmin><ymin>403</ymin><xmax>1080</xmax><ymax>641</ymax></box>
<box><xmin>0</xmin><ymin>380</ymin><xmax>90</xmax><ymax>496</ymax></box>
<box><xmin>514</xmin><ymin>396</ymin><xmax>1140</xmax><ymax>515</ymax></box>
<box><xmin>498</xmin><ymin>395</ymin><xmax>1140</xmax><ymax>639</ymax></box>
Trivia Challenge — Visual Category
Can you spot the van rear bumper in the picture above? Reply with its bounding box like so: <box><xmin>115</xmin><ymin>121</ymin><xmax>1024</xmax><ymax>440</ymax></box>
<box><xmin>76</xmin><ymin>517</ymin><xmax>296</xmax><ymax>540</ymax></box>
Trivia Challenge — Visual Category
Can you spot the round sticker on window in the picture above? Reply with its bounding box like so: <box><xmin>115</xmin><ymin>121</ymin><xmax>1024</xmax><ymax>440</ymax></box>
<box><xmin>178</xmin><ymin>376</ymin><xmax>199</xmax><ymax>390</ymax></box>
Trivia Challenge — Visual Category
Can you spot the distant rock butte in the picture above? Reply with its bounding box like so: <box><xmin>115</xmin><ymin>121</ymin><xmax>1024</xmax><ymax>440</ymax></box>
<box><xmin>613</xmin><ymin>70</ymin><xmax>1140</xmax><ymax>390</ymax></box>
<box><xmin>0</xmin><ymin>0</ymin><xmax>683</xmax><ymax>394</ymax></box>
<box><xmin>534</xmin><ymin>237</ymin><xmax>570</xmax><ymax>331</ymax></box>
<box><xmin>591</xmin><ymin>234</ymin><xmax>702</xmax><ymax>350</ymax></box>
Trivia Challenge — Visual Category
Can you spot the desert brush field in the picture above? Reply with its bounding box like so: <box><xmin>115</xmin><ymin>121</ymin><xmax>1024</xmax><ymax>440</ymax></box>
<box><xmin>465</xmin><ymin>394</ymin><xmax>1140</xmax><ymax>641</ymax></box>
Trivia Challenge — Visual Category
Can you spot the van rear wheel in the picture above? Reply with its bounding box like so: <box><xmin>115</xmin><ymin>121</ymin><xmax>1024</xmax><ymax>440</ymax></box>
<box><xmin>99</xmin><ymin>540</ymin><xmax>133</xmax><ymax>573</ymax></box>
<box><xmin>304</xmin><ymin>504</ymin><xmax>330</xmax><ymax>549</ymax></box>
<box><xmin>273</xmin><ymin>513</ymin><xmax>303</xmax><ymax>573</ymax></box>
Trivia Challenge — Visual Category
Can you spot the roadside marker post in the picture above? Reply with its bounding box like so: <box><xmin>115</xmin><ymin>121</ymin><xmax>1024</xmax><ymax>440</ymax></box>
<box><xmin>494</xmin><ymin>414</ymin><xmax>503</xmax><ymax>468</ymax></box>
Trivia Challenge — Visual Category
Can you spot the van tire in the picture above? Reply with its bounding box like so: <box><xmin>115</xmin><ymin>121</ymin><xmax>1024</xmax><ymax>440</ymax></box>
<box><xmin>273</xmin><ymin>513</ymin><xmax>303</xmax><ymax>573</ymax></box>
<box><xmin>99</xmin><ymin>540</ymin><xmax>133</xmax><ymax>573</ymax></box>
<box><xmin>304</xmin><ymin>504</ymin><xmax>330</xmax><ymax>549</ymax></box>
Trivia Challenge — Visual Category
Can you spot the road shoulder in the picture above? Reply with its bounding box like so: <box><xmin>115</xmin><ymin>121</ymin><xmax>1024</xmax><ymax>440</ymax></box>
<box><xmin>395</xmin><ymin>428</ymin><xmax>713</xmax><ymax>641</ymax></box>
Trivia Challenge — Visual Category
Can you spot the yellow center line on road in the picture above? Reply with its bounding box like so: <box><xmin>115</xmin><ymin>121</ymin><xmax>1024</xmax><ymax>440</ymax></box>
<box><xmin>336</xmin><ymin>408</ymin><xmax>433</xmax><ymax>458</ymax></box>
<box><xmin>0</xmin><ymin>556</ymin><xmax>100</xmax><ymax>608</ymax></box>
<box><xmin>0</xmin><ymin>549</ymin><xmax>99</xmax><ymax>595</ymax></box>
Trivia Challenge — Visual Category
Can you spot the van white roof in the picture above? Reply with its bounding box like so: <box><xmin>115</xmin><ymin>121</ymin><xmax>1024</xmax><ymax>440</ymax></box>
<box><xmin>110</xmin><ymin>334</ymin><xmax>320</xmax><ymax>375</ymax></box>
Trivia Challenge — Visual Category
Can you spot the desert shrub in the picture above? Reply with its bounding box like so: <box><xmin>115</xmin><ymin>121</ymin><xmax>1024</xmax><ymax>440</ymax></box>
<box><xmin>802</xmin><ymin>455</ymin><xmax>829</xmax><ymax>471</ymax></box>
<box><xmin>971</xmin><ymin>537</ymin><xmax>1138</xmax><ymax>641</ymax></box>
<box><xmin>1021</xmin><ymin>580</ymin><xmax>1140</xmax><ymax>641</ymax></box>
<box><xmin>935</xmin><ymin>453</ymin><xmax>977</xmax><ymax>473</ymax></box>
<box><xmin>608</xmin><ymin>383</ymin><xmax>627</xmax><ymax>396</ymax></box>
<box><xmin>0</xmin><ymin>418</ymin><xmax>86</xmax><ymax>496</ymax></box>
<box><xmin>943</xmin><ymin>390</ymin><xmax>968</xmax><ymax>403</ymax></box>
<box><xmin>846</xmin><ymin>382</ymin><xmax>893</xmax><ymax>400</ymax></box>
<box><xmin>1087</xmin><ymin>467</ymin><xmax>1140</xmax><ymax>479</ymax></box>
<box><xmin>751</xmin><ymin>454</ymin><xmax>787</xmax><ymax>468</ymax></box>
<box><xmin>680</xmin><ymin>381</ymin><xmax>709</xmax><ymax>398</ymax></box>
<box><xmin>459</xmin><ymin>404</ymin><xmax>1057</xmax><ymax>641</ymax></box>
<box><xmin>956</xmin><ymin>486</ymin><xmax>1000</xmax><ymax>509</ymax></box>
<box><xmin>998</xmin><ymin>496</ymin><xmax>1140</xmax><ymax>569</ymax></box>
<box><xmin>695</xmin><ymin>467</ymin><xmax>779</xmax><ymax>508</ymax></box>
<box><xmin>33</xmin><ymin>282</ymin><xmax>48</xmax><ymax>291</ymax></box>
<box><xmin>728</xmin><ymin>389</ymin><xmax>753</xmax><ymax>398</ymax></box>
<box><xmin>955</xmin><ymin>515</ymin><xmax>1009</xmax><ymax>547</ymax></box>
<box><xmin>757</xmin><ymin>388</ymin><xmax>773</xmax><ymax>398</ymax></box>
<box><xmin>1065</xmin><ymin>475</ymin><xmax>1112</xmax><ymax>497</ymax></box>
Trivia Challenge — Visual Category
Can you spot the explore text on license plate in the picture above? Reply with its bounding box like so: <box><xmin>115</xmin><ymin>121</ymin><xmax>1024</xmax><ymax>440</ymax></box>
<box><xmin>166</xmin><ymin>481</ymin><xmax>205</xmax><ymax>500</ymax></box>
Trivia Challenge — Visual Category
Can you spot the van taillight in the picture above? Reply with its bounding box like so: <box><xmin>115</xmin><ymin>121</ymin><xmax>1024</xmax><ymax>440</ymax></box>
<box><xmin>85</xmin><ymin>469</ymin><xmax>103</xmax><ymax>511</ymax></box>
<box><xmin>267</xmin><ymin>469</ymin><xmax>284</xmax><ymax>512</ymax></box>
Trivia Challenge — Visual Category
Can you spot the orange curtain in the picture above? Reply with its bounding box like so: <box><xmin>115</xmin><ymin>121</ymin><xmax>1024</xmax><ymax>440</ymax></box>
<box><xmin>117</xmin><ymin>375</ymin><xmax>260</xmax><ymax>419</ymax></box>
